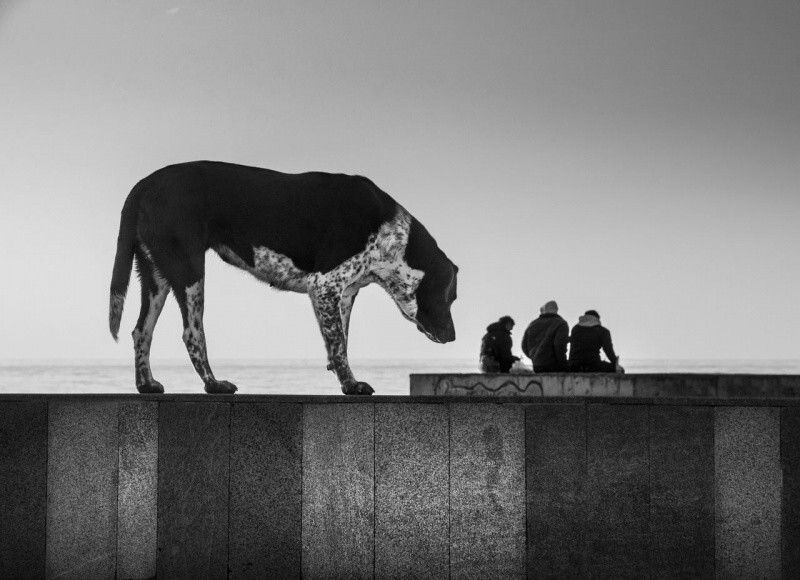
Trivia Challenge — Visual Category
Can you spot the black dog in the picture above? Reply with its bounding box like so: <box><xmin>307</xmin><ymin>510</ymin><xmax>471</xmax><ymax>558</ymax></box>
<box><xmin>109</xmin><ymin>161</ymin><xmax>458</xmax><ymax>395</ymax></box>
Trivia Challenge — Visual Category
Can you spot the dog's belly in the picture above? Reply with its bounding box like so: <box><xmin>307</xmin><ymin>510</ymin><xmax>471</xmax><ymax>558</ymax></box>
<box><xmin>213</xmin><ymin>244</ymin><xmax>312</xmax><ymax>292</ymax></box>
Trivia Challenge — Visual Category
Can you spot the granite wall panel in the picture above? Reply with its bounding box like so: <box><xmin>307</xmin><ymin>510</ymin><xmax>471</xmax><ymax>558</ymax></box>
<box><xmin>46</xmin><ymin>401</ymin><xmax>119</xmax><ymax>580</ymax></box>
<box><xmin>302</xmin><ymin>403</ymin><xmax>374</xmax><ymax>579</ymax></box>
<box><xmin>158</xmin><ymin>402</ymin><xmax>230</xmax><ymax>579</ymax></box>
<box><xmin>229</xmin><ymin>403</ymin><xmax>302</xmax><ymax>579</ymax></box>
<box><xmin>715</xmin><ymin>406</ymin><xmax>781</xmax><ymax>578</ymax></box>
<box><xmin>782</xmin><ymin>407</ymin><xmax>800</xmax><ymax>576</ymax></box>
<box><xmin>586</xmin><ymin>404</ymin><xmax>649</xmax><ymax>579</ymax></box>
<box><xmin>374</xmin><ymin>403</ymin><xmax>449</xmax><ymax>579</ymax></box>
<box><xmin>450</xmin><ymin>403</ymin><xmax>526</xmax><ymax>579</ymax></box>
<box><xmin>0</xmin><ymin>402</ymin><xmax>48</xmax><ymax>579</ymax></box>
<box><xmin>117</xmin><ymin>401</ymin><xmax>158</xmax><ymax>580</ymax></box>
<box><xmin>526</xmin><ymin>404</ymin><xmax>586</xmax><ymax>578</ymax></box>
<box><xmin>649</xmin><ymin>406</ymin><xmax>715</xmax><ymax>579</ymax></box>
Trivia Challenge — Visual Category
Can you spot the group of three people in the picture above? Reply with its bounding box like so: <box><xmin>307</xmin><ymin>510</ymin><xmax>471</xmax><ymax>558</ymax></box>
<box><xmin>480</xmin><ymin>301</ymin><xmax>623</xmax><ymax>373</ymax></box>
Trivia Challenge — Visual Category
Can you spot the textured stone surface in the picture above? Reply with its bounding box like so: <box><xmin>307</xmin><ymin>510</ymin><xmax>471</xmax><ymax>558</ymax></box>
<box><xmin>450</xmin><ymin>403</ymin><xmax>526</xmax><ymax>579</ymax></box>
<box><xmin>715</xmin><ymin>406</ymin><xmax>781</xmax><ymax>578</ymax></box>
<box><xmin>586</xmin><ymin>404</ymin><xmax>649</xmax><ymax>578</ymax></box>
<box><xmin>0</xmin><ymin>402</ymin><xmax>48</xmax><ymax>579</ymax></box>
<box><xmin>526</xmin><ymin>404</ymin><xmax>587</xmax><ymax>577</ymax></box>
<box><xmin>632</xmin><ymin>374</ymin><xmax>721</xmax><ymax>397</ymax></box>
<box><xmin>718</xmin><ymin>375</ymin><xmax>800</xmax><ymax>397</ymax></box>
<box><xmin>158</xmin><ymin>402</ymin><xmax>230</xmax><ymax>579</ymax></box>
<box><xmin>302</xmin><ymin>403</ymin><xmax>374</xmax><ymax>579</ymax></box>
<box><xmin>46</xmin><ymin>401</ymin><xmax>119</xmax><ymax>580</ymax></box>
<box><xmin>782</xmin><ymin>407</ymin><xmax>800</xmax><ymax>576</ymax></box>
<box><xmin>117</xmin><ymin>402</ymin><xmax>158</xmax><ymax>580</ymax></box>
<box><xmin>375</xmin><ymin>403</ymin><xmax>449</xmax><ymax>579</ymax></box>
<box><xmin>649</xmin><ymin>406</ymin><xmax>715</xmax><ymax>578</ymax></box>
<box><xmin>229</xmin><ymin>403</ymin><xmax>302</xmax><ymax>579</ymax></box>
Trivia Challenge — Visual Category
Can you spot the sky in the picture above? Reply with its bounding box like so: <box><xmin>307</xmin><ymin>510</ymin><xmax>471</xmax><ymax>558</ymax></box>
<box><xmin>0</xmin><ymin>0</ymin><xmax>798</xmax><ymax>364</ymax></box>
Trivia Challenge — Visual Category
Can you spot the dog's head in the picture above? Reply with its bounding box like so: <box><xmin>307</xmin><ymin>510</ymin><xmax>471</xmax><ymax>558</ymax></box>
<box><xmin>402</xmin><ymin>217</ymin><xmax>458</xmax><ymax>344</ymax></box>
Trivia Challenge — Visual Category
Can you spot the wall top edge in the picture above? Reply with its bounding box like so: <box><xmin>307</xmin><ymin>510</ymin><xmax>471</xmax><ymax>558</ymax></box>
<box><xmin>2</xmin><ymin>394</ymin><xmax>800</xmax><ymax>407</ymax></box>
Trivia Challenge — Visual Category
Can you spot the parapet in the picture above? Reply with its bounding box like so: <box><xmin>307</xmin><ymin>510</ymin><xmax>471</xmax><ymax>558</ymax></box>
<box><xmin>2</xmin><ymin>391</ymin><xmax>800</xmax><ymax>578</ymax></box>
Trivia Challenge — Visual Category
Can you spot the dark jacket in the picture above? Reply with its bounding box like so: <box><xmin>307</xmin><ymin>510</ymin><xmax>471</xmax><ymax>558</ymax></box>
<box><xmin>521</xmin><ymin>313</ymin><xmax>568</xmax><ymax>371</ymax></box>
<box><xmin>568</xmin><ymin>315</ymin><xmax>618</xmax><ymax>367</ymax></box>
<box><xmin>480</xmin><ymin>321</ymin><xmax>516</xmax><ymax>372</ymax></box>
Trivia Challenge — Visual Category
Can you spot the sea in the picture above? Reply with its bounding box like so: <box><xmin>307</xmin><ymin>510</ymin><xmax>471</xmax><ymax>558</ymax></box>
<box><xmin>2</xmin><ymin>358</ymin><xmax>800</xmax><ymax>396</ymax></box>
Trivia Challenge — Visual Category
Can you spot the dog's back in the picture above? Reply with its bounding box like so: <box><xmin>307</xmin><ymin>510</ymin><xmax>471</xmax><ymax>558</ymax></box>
<box><xmin>132</xmin><ymin>161</ymin><xmax>400</xmax><ymax>273</ymax></box>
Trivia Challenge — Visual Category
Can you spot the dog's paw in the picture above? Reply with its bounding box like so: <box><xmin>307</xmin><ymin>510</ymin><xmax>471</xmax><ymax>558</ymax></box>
<box><xmin>341</xmin><ymin>381</ymin><xmax>374</xmax><ymax>396</ymax></box>
<box><xmin>205</xmin><ymin>380</ymin><xmax>238</xmax><ymax>394</ymax></box>
<box><xmin>137</xmin><ymin>380</ymin><xmax>165</xmax><ymax>394</ymax></box>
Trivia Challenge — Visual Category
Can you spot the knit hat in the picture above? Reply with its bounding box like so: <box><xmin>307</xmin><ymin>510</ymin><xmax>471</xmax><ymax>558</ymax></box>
<box><xmin>578</xmin><ymin>310</ymin><xmax>601</xmax><ymax>327</ymax></box>
<box><xmin>540</xmin><ymin>300</ymin><xmax>559</xmax><ymax>314</ymax></box>
<box><xmin>499</xmin><ymin>315</ymin><xmax>515</xmax><ymax>326</ymax></box>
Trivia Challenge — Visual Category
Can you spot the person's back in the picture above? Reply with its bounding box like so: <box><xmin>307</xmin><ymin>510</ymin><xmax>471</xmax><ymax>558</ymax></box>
<box><xmin>480</xmin><ymin>316</ymin><xmax>518</xmax><ymax>373</ymax></box>
<box><xmin>522</xmin><ymin>301</ymin><xmax>568</xmax><ymax>372</ymax></box>
<box><xmin>568</xmin><ymin>310</ymin><xmax>621</xmax><ymax>373</ymax></box>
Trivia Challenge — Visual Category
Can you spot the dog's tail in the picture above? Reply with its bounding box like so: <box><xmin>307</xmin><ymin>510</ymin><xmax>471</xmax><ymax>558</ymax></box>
<box><xmin>109</xmin><ymin>193</ymin><xmax>139</xmax><ymax>341</ymax></box>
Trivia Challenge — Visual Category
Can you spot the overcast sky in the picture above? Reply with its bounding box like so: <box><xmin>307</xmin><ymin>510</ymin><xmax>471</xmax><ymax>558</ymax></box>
<box><xmin>1</xmin><ymin>0</ymin><xmax>798</xmax><ymax>363</ymax></box>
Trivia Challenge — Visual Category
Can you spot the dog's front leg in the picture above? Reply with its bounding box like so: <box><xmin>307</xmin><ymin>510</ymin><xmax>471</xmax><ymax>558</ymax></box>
<box><xmin>308</xmin><ymin>281</ymin><xmax>373</xmax><ymax>395</ymax></box>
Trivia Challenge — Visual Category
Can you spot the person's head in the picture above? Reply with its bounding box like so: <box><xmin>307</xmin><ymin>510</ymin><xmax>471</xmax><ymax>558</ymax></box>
<box><xmin>499</xmin><ymin>315</ymin><xmax>515</xmax><ymax>331</ymax></box>
<box><xmin>540</xmin><ymin>300</ymin><xmax>559</xmax><ymax>314</ymax></box>
<box><xmin>584</xmin><ymin>309</ymin><xmax>600</xmax><ymax>319</ymax></box>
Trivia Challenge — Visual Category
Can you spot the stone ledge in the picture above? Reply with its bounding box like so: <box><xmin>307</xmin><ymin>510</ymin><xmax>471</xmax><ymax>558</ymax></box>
<box><xmin>410</xmin><ymin>372</ymin><xmax>800</xmax><ymax>398</ymax></box>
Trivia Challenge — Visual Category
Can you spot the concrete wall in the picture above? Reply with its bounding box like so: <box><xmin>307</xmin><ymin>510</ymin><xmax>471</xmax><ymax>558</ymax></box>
<box><xmin>2</xmin><ymin>394</ymin><xmax>800</xmax><ymax>578</ymax></box>
<box><xmin>411</xmin><ymin>372</ymin><xmax>800</xmax><ymax>398</ymax></box>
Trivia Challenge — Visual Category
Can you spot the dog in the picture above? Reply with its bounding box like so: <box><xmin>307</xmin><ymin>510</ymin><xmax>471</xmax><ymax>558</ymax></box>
<box><xmin>109</xmin><ymin>161</ymin><xmax>458</xmax><ymax>395</ymax></box>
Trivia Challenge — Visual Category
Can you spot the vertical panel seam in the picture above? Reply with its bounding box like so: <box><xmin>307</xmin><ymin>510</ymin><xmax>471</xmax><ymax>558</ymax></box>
<box><xmin>584</xmin><ymin>402</ymin><xmax>589</xmax><ymax>578</ymax></box>
<box><xmin>448</xmin><ymin>402</ymin><xmax>452</xmax><ymax>580</ymax></box>
<box><xmin>152</xmin><ymin>401</ymin><xmax>159</xmax><ymax>580</ymax></box>
<box><xmin>44</xmin><ymin>400</ymin><xmax>51</xmax><ymax>575</ymax></box>
<box><xmin>779</xmin><ymin>406</ymin><xmax>783</xmax><ymax>576</ymax></box>
<box><xmin>115</xmin><ymin>402</ymin><xmax>122</xmax><ymax>580</ymax></box>
<box><xmin>645</xmin><ymin>405</ymin><xmax>653</xmax><ymax>578</ymax></box>
<box><xmin>300</xmin><ymin>402</ymin><xmax>304</xmax><ymax>579</ymax></box>
<box><xmin>156</xmin><ymin>401</ymin><xmax>162</xmax><ymax>578</ymax></box>
<box><xmin>712</xmin><ymin>406</ymin><xmax>718</xmax><ymax>579</ymax></box>
<box><xmin>373</xmin><ymin>402</ymin><xmax>377</xmax><ymax>580</ymax></box>
<box><xmin>524</xmin><ymin>405</ymin><xmax>529</xmax><ymax>580</ymax></box>
<box><xmin>227</xmin><ymin>402</ymin><xmax>233</xmax><ymax>580</ymax></box>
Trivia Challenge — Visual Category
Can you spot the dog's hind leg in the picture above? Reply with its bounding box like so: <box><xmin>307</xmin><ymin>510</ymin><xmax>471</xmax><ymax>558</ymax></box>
<box><xmin>174</xmin><ymin>276</ymin><xmax>238</xmax><ymax>394</ymax></box>
<box><xmin>132</xmin><ymin>247</ymin><xmax>170</xmax><ymax>394</ymax></box>
<box><xmin>309</xmin><ymin>280</ymin><xmax>373</xmax><ymax>395</ymax></box>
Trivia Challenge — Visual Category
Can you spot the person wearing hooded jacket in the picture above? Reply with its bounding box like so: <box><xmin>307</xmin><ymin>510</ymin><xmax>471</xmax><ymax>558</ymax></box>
<box><xmin>568</xmin><ymin>310</ymin><xmax>624</xmax><ymax>373</ymax></box>
<box><xmin>479</xmin><ymin>315</ymin><xmax>519</xmax><ymax>373</ymax></box>
<box><xmin>522</xmin><ymin>300</ymin><xmax>569</xmax><ymax>372</ymax></box>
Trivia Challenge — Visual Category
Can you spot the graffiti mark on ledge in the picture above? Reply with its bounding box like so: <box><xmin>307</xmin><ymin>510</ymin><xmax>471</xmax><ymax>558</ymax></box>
<box><xmin>434</xmin><ymin>377</ymin><xmax>544</xmax><ymax>396</ymax></box>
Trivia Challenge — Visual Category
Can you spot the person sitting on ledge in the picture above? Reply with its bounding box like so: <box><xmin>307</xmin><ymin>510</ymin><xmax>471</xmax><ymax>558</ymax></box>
<box><xmin>479</xmin><ymin>315</ymin><xmax>520</xmax><ymax>373</ymax></box>
<box><xmin>568</xmin><ymin>310</ymin><xmax>625</xmax><ymax>373</ymax></box>
<box><xmin>521</xmin><ymin>300</ymin><xmax>569</xmax><ymax>373</ymax></box>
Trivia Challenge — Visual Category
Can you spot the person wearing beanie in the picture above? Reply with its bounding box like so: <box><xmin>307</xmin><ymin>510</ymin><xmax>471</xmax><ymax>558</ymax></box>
<box><xmin>568</xmin><ymin>310</ymin><xmax>623</xmax><ymax>373</ymax></box>
<box><xmin>521</xmin><ymin>300</ymin><xmax>569</xmax><ymax>372</ymax></box>
<box><xmin>479</xmin><ymin>315</ymin><xmax>520</xmax><ymax>372</ymax></box>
